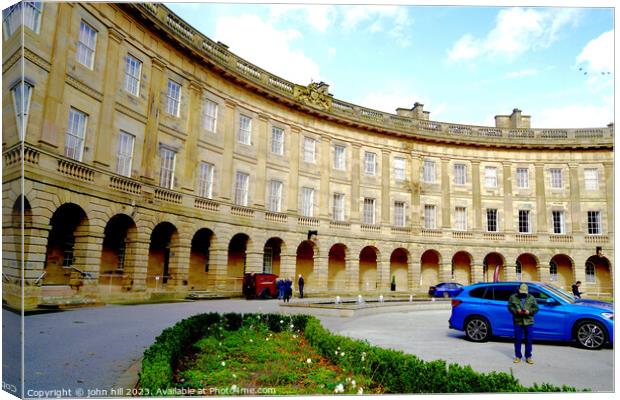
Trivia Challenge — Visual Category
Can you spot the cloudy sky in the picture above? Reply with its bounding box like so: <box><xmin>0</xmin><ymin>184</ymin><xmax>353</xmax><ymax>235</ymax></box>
<box><xmin>166</xmin><ymin>1</ymin><xmax>614</xmax><ymax>128</ymax></box>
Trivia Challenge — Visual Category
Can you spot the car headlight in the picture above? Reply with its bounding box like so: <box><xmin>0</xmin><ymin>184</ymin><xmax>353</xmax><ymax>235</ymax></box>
<box><xmin>601</xmin><ymin>312</ymin><xmax>614</xmax><ymax>320</ymax></box>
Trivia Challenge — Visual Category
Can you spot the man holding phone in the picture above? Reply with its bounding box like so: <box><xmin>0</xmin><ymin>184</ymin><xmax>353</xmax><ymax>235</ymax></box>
<box><xmin>508</xmin><ymin>283</ymin><xmax>539</xmax><ymax>364</ymax></box>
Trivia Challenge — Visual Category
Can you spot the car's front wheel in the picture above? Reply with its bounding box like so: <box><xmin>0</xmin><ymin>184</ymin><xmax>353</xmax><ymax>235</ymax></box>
<box><xmin>464</xmin><ymin>317</ymin><xmax>491</xmax><ymax>342</ymax></box>
<box><xmin>575</xmin><ymin>320</ymin><xmax>607</xmax><ymax>350</ymax></box>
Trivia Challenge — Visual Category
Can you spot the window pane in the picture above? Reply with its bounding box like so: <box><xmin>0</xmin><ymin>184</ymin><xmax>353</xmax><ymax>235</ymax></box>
<box><xmin>159</xmin><ymin>148</ymin><xmax>176</xmax><ymax>189</ymax></box>
<box><xmin>424</xmin><ymin>205</ymin><xmax>436</xmax><ymax>229</ymax></box>
<box><xmin>454</xmin><ymin>164</ymin><xmax>466</xmax><ymax>184</ymax></box>
<box><xmin>234</xmin><ymin>172</ymin><xmax>249</xmax><ymax>206</ymax></box>
<box><xmin>516</xmin><ymin>168</ymin><xmax>529</xmax><ymax>188</ymax></box>
<box><xmin>77</xmin><ymin>21</ymin><xmax>97</xmax><ymax>69</ymax></box>
<box><xmin>587</xmin><ymin>211</ymin><xmax>601</xmax><ymax>235</ymax></box>
<box><xmin>124</xmin><ymin>54</ymin><xmax>142</xmax><ymax>96</ymax></box>
<box><xmin>301</xmin><ymin>188</ymin><xmax>314</xmax><ymax>217</ymax></box>
<box><xmin>65</xmin><ymin>108</ymin><xmax>87</xmax><ymax>161</ymax></box>
<box><xmin>423</xmin><ymin>160</ymin><xmax>436</xmax><ymax>182</ymax></box>
<box><xmin>334</xmin><ymin>145</ymin><xmax>345</xmax><ymax>170</ymax></box>
<box><xmin>550</xmin><ymin>168</ymin><xmax>562</xmax><ymax>188</ymax></box>
<box><xmin>11</xmin><ymin>82</ymin><xmax>33</xmax><ymax>141</ymax></box>
<box><xmin>552</xmin><ymin>211</ymin><xmax>564</xmax><ymax>234</ymax></box>
<box><xmin>455</xmin><ymin>207</ymin><xmax>467</xmax><ymax>230</ymax></box>
<box><xmin>166</xmin><ymin>80</ymin><xmax>181</xmax><ymax>116</ymax></box>
<box><xmin>363</xmin><ymin>198</ymin><xmax>375</xmax><ymax>224</ymax></box>
<box><xmin>271</xmin><ymin>126</ymin><xmax>284</xmax><ymax>154</ymax></box>
<box><xmin>584</xmin><ymin>169</ymin><xmax>599</xmax><ymax>190</ymax></box>
<box><xmin>204</xmin><ymin>100</ymin><xmax>218</xmax><ymax>132</ymax></box>
<box><xmin>485</xmin><ymin>167</ymin><xmax>497</xmax><ymax>187</ymax></box>
<box><xmin>486</xmin><ymin>209</ymin><xmax>497</xmax><ymax>232</ymax></box>
<box><xmin>333</xmin><ymin>193</ymin><xmax>345</xmax><ymax>221</ymax></box>
<box><xmin>116</xmin><ymin>131</ymin><xmax>135</xmax><ymax>177</ymax></box>
<box><xmin>394</xmin><ymin>157</ymin><xmax>405</xmax><ymax>180</ymax></box>
<box><xmin>198</xmin><ymin>162</ymin><xmax>214</xmax><ymax>198</ymax></box>
<box><xmin>518</xmin><ymin>210</ymin><xmax>530</xmax><ymax>233</ymax></box>
<box><xmin>303</xmin><ymin>137</ymin><xmax>316</xmax><ymax>162</ymax></box>
<box><xmin>364</xmin><ymin>152</ymin><xmax>376</xmax><ymax>175</ymax></box>
<box><xmin>394</xmin><ymin>201</ymin><xmax>405</xmax><ymax>227</ymax></box>
<box><xmin>268</xmin><ymin>180</ymin><xmax>282</xmax><ymax>212</ymax></box>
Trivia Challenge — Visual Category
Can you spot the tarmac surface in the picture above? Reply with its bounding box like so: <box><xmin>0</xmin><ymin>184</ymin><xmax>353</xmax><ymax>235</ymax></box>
<box><xmin>2</xmin><ymin>298</ymin><xmax>614</xmax><ymax>396</ymax></box>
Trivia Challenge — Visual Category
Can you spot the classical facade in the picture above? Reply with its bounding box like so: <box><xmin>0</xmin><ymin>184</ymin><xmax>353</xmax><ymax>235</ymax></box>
<box><xmin>2</xmin><ymin>3</ymin><xmax>614</xmax><ymax>310</ymax></box>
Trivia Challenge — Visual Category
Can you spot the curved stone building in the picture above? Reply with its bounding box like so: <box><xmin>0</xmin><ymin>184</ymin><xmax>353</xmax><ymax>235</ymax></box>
<box><xmin>2</xmin><ymin>3</ymin><xmax>614</xmax><ymax>310</ymax></box>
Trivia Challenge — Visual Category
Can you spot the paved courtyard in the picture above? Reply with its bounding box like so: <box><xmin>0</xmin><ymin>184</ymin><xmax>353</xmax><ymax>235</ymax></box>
<box><xmin>2</xmin><ymin>299</ymin><xmax>614</xmax><ymax>396</ymax></box>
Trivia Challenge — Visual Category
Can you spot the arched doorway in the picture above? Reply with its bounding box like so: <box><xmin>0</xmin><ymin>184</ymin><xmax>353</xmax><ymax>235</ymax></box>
<box><xmin>263</xmin><ymin>237</ymin><xmax>283</xmax><ymax>276</ymax></box>
<box><xmin>516</xmin><ymin>253</ymin><xmax>538</xmax><ymax>281</ymax></box>
<box><xmin>296</xmin><ymin>240</ymin><xmax>316</xmax><ymax>291</ymax></box>
<box><xmin>189</xmin><ymin>228</ymin><xmax>214</xmax><ymax>290</ymax></box>
<box><xmin>585</xmin><ymin>255</ymin><xmax>612</xmax><ymax>295</ymax></box>
<box><xmin>228</xmin><ymin>233</ymin><xmax>249</xmax><ymax>292</ymax></box>
<box><xmin>549</xmin><ymin>254</ymin><xmax>573</xmax><ymax>290</ymax></box>
<box><xmin>99</xmin><ymin>214</ymin><xmax>137</xmax><ymax>291</ymax></box>
<box><xmin>390</xmin><ymin>248</ymin><xmax>409</xmax><ymax>291</ymax></box>
<box><xmin>359</xmin><ymin>246</ymin><xmax>379</xmax><ymax>291</ymax></box>
<box><xmin>44</xmin><ymin>203</ymin><xmax>88</xmax><ymax>285</ymax></box>
<box><xmin>420</xmin><ymin>250</ymin><xmax>440</xmax><ymax>288</ymax></box>
<box><xmin>328</xmin><ymin>244</ymin><xmax>347</xmax><ymax>291</ymax></box>
<box><xmin>452</xmin><ymin>251</ymin><xmax>472</xmax><ymax>285</ymax></box>
<box><xmin>147</xmin><ymin>222</ymin><xmax>178</xmax><ymax>288</ymax></box>
<box><xmin>483</xmin><ymin>252</ymin><xmax>505</xmax><ymax>282</ymax></box>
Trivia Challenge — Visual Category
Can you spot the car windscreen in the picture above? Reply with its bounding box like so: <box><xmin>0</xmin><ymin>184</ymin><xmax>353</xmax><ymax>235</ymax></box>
<box><xmin>541</xmin><ymin>284</ymin><xmax>575</xmax><ymax>304</ymax></box>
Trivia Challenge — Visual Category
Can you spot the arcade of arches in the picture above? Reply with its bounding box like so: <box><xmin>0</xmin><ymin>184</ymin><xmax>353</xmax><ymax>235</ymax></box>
<box><xmin>8</xmin><ymin>198</ymin><xmax>613</xmax><ymax>308</ymax></box>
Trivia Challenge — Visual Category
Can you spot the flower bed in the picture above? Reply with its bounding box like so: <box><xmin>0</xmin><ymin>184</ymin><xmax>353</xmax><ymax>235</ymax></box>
<box><xmin>139</xmin><ymin>313</ymin><xmax>582</xmax><ymax>395</ymax></box>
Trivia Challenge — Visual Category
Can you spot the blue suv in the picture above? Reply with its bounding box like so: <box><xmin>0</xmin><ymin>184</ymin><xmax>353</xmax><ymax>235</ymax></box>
<box><xmin>449</xmin><ymin>281</ymin><xmax>614</xmax><ymax>350</ymax></box>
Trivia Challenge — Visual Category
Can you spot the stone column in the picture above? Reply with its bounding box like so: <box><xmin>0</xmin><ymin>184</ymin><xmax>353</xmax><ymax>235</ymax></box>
<box><xmin>287</xmin><ymin>126</ymin><xmax>301</xmax><ymax>213</ymax></box>
<box><xmin>72</xmin><ymin>230</ymin><xmax>104</xmax><ymax>297</ymax></box>
<box><xmin>169</xmin><ymin>238</ymin><xmax>191</xmax><ymax>291</ymax></box>
<box><xmin>409</xmin><ymin>155</ymin><xmax>421</xmax><ymax>230</ymax></box>
<box><xmin>441</xmin><ymin>158</ymin><xmax>451</xmax><ymax>228</ymax></box>
<box><xmin>314</xmin><ymin>255</ymin><xmax>329</xmax><ymax>292</ymax></box>
<box><xmin>209</xmin><ymin>245</ymin><xmax>229</xmax><ymax>291</ymax></box>
<box><xmin>439</xmin><ymin>261</ymin><xmax>452</xmax><ymax>283</ymax></box>
<box><xmin>535</xmin><ymin>163</ymin><xmax>547</xmax><ymax>233</ymax></box>
<box><xmin>471</xmin><ymin>161</ymin><xmax>481</xmax><ymax>230</ymax></box>
<box><xmin>409</xmin><ymin>257</ymin><xmax>421</xmax><ymax>291</ymax></box>
<box><xmin>538</xmin><ymin>256</ymin><xmax>551</xmax><ymax>283</ymax></box>
<box><xmin>140</xmin><ymin>57</ymin><xmax>166</xmax><ymax>182</ymax></box>
<box><xmin>39</xmin><ymin>3</ymin><xmax>74</xmax><ymax>150</ymax></box>
<box><xmin>180</xmin><ymin>81</ymin><xmax>204</xmax><ymax>191</ymax></box>
<box><xmin>94</xmin><ymin>27</ymin><xmax>125</xmax><ymax>168</ymax></box>
<box><xmin>128</xmin><ymin>230</ymin><xmax>150</xmax><ymax>291</ymax></box>
<box><xmin>568</xmin><ymin>163</ymin><xmax>581</xmax><ymax>235</ymax></box>
<box><xmin>377</xmin><ymin>256</ymin><xmax>391</xmax><ymax>291</ymax></box>
<box><xmin>279</xmin><ymin>253</ymin><xmax>297</xmax><ymax>281</ymax></box>
<box><xmin>471</xmin><ymin>264</ymin><xmax>484</xmax><ymax>284</ymax></box>
<box><xmin>350</xmin><ymin>144</ymin><xmax>361</xmax><ymax>222</ymax></box>
<box><xmin>344</xmin><ymin>254</ymin><xmax>359</xmax><ymax>292</ymax></box>
<box><xmin>504</xmin><ymin>263</ymin><xmax>518</xmax><ymax>281</ymax></box>
<box><xmin>319</xmin><ymin>136</ymin><xmax>330</xmax><ymax>218</ymax></box>
<box><xmin>381</xmin><ymin>150</ymin><xmax>391</xmax><ymax>225</ymax></box>
<box><xmin>19</xmin><ymin>223</ymin><xmax>49</xmax><ymax>309</ymax></box>
<box><xmin>253</xmin><ymin>114</ymin><xmax>269</xmax><ymax>208</ymax></box>
<box><xmin>219</xmin><ymin>100</ymin><xmax>237</xmax><ymax>201</ymax></box>
<box><xmin>245</xmin><ymin>251</ymin><xmax>264</xmax><ymax>274</ymax></box>
<box><xmin>503</xmin><ymin>163</ymin><xmax>513</xmax><ymax>233</ymax></box>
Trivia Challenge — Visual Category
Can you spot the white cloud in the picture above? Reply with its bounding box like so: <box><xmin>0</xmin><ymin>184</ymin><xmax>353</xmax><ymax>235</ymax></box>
<box><xmin>327</xmin><ymin>47</ymin><xmax>337</xmax><ymax>58</ymax></box>
<box><xmin>577</xmin><ymin>30</ymin><xmax>613</xmax><ymax>72</ymax></box>
<box><xmin>342</xmin><ymin>6</ymin><xmax>412</xmax><ymax>47</ymax></box>
<box><xmin>214</xmin><ymin>14</ymin><xmax>321</xmax><ymax>84</ymax></box>
<box><xmin>505</xmin><ymin>69</ymin><xmax>538</xmax><ymax>79</ymax></box>
<box><xmin>535</xmin><ymin>101</ymin><xmax>613</xmax><ymax>128</ymax></box>
<box><xmin>448</xmin><ymin>8</ymin><xmax>580</xmax><ymax>62</ymax></box>
<box><xmin>269</xmin><ymin>5</ymin><xmax>336</xmax><ymax>33</ymax></box>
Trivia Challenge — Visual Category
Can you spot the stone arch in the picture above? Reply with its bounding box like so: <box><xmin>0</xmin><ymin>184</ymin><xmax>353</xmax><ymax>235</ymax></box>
<box><xmin>483</xmin><ymin>252</ymin><xmax>506</xmax><ymax>282</ymax></box>
<box><xmin>43</xmin><ymin>203</ymin><xmax>89</xmax><ymax>285</ymax></box>
<box><xmin>516</xmin><ymin>253</ymin><xmax>539</xmax><ymax>281</ymax></box>
<box><xmin>147</xmin><ymin>222</ymin><xmax>179</xmax><ymax>288</ymax></box>
<box><xmin>549</xmin><ymin>254</ymin><xmax>574</xmax><ymax>290</ymax></box>
<box><xmin>227</xmin><ymin>233</ymin><xmax>250</xmax><ymax>292</ymax></box>
<box><xmin>359</xmin><ymin>246</ymin><xmax>380</xmax><ymax>291</ymax></box>
<box><xmin>452</xmin><ymin>251</ymin><xmax>472</xmax><ymax>285</ymax></box>
<box><xmin>296</xmin><ymin>240</ymin><xmax>316</xmax><ymax>291</ymax></box>
<box><xmin>390</xmin><ymin>248</ymin><xmax>409</xmax><ymax>291</ymax></box>
<box><xmin>189</xmin><ymin>228</ymin><xmax>215</xmax><ymax>290</ymax></box>
<box><xmin>328</xmin><ymin>243</ymin><xmax>348</xmax><ymax>291</ymax></box>
<box><xmin>99</xmin><ymin>214</ymin><xmax>137</xmax><ymax>291</ymax></box>
<box><xmin>585</xmin><ymin>255</ymin><xmax>612</xmax><ymax>295</ymax></box>
<box><xmin>263</xmin><ymin>237</ymin><xmax>285</xmax><ymax>276</ymax></box>
<box><xmin>420</xmin><ymin>249</ymin><xmax>441</xmax><ymax>288</ymax></box>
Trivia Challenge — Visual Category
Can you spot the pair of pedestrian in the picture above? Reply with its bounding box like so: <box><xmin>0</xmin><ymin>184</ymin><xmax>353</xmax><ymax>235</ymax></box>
<box><xmin>282</xmin><ymin>278</ymin><xmax>293</xmax><ymax>303</ymax></box>
<box><xmin>276</xmin><ymin>279</ymin><xmax>285</xmax><ymax>300</ymax></box>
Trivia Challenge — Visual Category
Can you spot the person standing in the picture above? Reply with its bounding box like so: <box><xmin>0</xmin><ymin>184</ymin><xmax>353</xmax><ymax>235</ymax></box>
<box><xmin>283</xmin><ymin>278</ymin><xmax>292</xmax><ymax>303</ymax></box>
<box><xmin>276</xmin><ymin>278</ymin><xmax>284</xmax><ymax>300</ymax></box>
<box><xmin>571</xmin><ymin>281</ymin><xmax>583</xmax><ymax>299</ymax></box>
<box><xmin>508</xmin><ymin>283</ymin><xmax>539</xmax><ymax>364</ymax></box>
<box><xmin>298</xmin><ymin>274</ymin><xmax>305</xmax><ymax>299</ymax></box>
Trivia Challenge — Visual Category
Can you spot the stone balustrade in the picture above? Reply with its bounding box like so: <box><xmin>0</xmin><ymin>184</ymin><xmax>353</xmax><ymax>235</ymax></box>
<box><xmin>265</xmin><ymin>212</ymin><xmax>287</xmax><ymax>223</ymax></box>
<box><xmin>194</xmin><ymin>198</ymin><xmax>219</xmax><ymax>212</ymax></box>
<box><xmin>231</xmin><ymin>205</ymin><xmax>255</xmax><ymax>218</ymax></box>
<box><xmin>109</xmin><ymin>176</ymin><xmax>142</xmax><ymax>195</ymax></box>
<box><xmin>154</xmin><ymin>188</ymin><xmax>183</xmax><ymax>204</ymax></box>
<box><xmin>57</xmin><ymin>159</ymin><xmax>95</xmax><ymax>182</ymax></box>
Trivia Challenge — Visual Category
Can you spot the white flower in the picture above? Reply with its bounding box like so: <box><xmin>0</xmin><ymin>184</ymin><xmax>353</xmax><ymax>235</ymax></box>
<box><xmin>221</xmin><ymin>361</ymin><xmax>226</xmax><ymax>366</ymax></box>
<box><xmin>351</xmin><ymin>380</ymin><xmax>356</xmax><ymax>388</ymax></box>
<box><xmin>357</xmin><ymin>387</ymin><xmax>364</xmax><ymax>395</ymax></box>
<box><xmin>341</xmin><ymin>352</ymin><xmax>345</xmax><ymax>357</ymax></box>
<box><xmin>335</xmin><ymin>351</ymin><xmax>339</xmax><ymax>355</ymax></box>
<box><xmin>280</xmin><ymin>320</ymin><xmax>284</xmax><ymax>324</ymax></box>
<box><xmin>266</xmin><ymin>338</ymin><xmax>269</xmax><ymax>341</ymax></box>
<box><xmin>306</xmin><ymin>358</ymin><xmax>312</xmax><ymax>364</ymax></box>
<box><xmin>290</xmin><ymin>324</ymin><xmax>295</xmax><ymax>328</ymax></box>
<box><xmin>334</xmin><ymin>384</ymin><xmax>344</xmax><ymax>393</ymax></box>
<box><xmin>231</xmin><ymin>384</ymin><xmax>238</xmax><ymax>392</ymax></box>
<box><xmin>249</xmin><ymin>339</ymin><xmax>253</xmax><ymax>343</ymax></box>
<box><xmin>293</xmin><ymin>334</ymin><xmax>297</xmax><ymax>339</ymax></box>
<box><xmin>337</xmin><ymin>347</ymin><xmax>341</xmax><ymax>350</ymax></box>
<box><xmin>232</xmin><ymin>374</ymin><xmax>237</xmax><ymax>378</ymax></box>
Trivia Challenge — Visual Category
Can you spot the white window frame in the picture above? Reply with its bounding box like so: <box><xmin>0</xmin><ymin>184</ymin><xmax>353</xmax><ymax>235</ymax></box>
<box><xmin>486</xmin><ymin>209</ymin><xmax>498</xmax><ymax>232</ymax></box>
<box><xmin>394</xmin><ymin>201</ymin><xmax>406</xmax><ymax>227</ymax></box>
<box><xmin>362</xmin><ymin>198</ymin><xmax>376</xmax><ymax>225</ymax></box>
<box><xmin>584</xmin><ymin>168</ymin><xmax>599</xmax><ymax>191</ymax></box>
<box><xmin>334</xmin><ymin>144</ymin><xmax>346</xmax><ymax>170</ymax></box>
<box><xmin>198</xmin><ymin>162</ymin><xmax>215</xmax><ymax>199</ymax></box>
<box><xmin>116</xmin><ymin>131</ymin><xmax>135</xmax><ymax>177</ymax></box>
<box><xmin>454</xmin><ymin>163</ymin><xmax>466</xmax><ymax>185</ymax></box>
<box><xmin>587</xmin><ymin>211</ymin><xmax>601</xmax><ymax>235</ymax></box>
<box><xmin>11</xmin><ymin>81</ymin><xmax>33</xmax><ymax>141</ymax></box>
<box><xmin>516</xmin><ymin>167</ymin><xmax>529</xmax><ymax>189</ymax></box>
<box><xmin>234</xmin><ymin>171</ymin><xmax>250</xmax><ymax>206</ymax></box>
<box><xmin>423</xmin><ymin>159</ymin><xmax>436</xmax><ymax>183</ymax></box>
<box><xmin>551</xmin><ymin>211</ymin><xmax>565</xmax><ymax>234</ymax></box>
<box><xmin>165</xmin><ymin>79</ymin><xmax>182</xmax><ymax>117</ymax></box>
<box><xmin>271</xmin><ymin>126</ymin><xmax>284</xmax><ymax>155</ymax></box>
<box><xmin>64</xmin><ymin>107</ymin><xmax>87</xmax><ymax>161</ymax></box>
<box><xmin>364</xmin><ymin>152</ymin><xmax>377</xmax><ymax>175</ymax></box>
<box><xmin>203</xmin><ymin>99</ymin><xmax>218</xmax><ymax>133</ymax></box>
<box><xmin>77</xmin><ymin>20</ymin><xmax>97</xmax><ymax>69</ymax></box>
<box><xmin>159</xmin><ymin>147</ymin><xmax>176</xmax><ymax>189</ymax></box>
<box><xmin>424</xmin><ymin>205</ymin><xmax>437</xmax><ymax>230</ymax></box>
<box><xmin>303</xmin><ymin>137</ymin><xmax>316</xmax><ymax>163</ymax></box>
<box><xmin>237</xmin><ymin>114</ymin><xmax>252</xmax><ymax>145</ymax></box>
<box><xmin>124</xmin><ymin>54</ymin><xmax>142</xmax><ymax>96</ymax></box>
<box><xmin>301</xmin><ymin>187</ymin><xmax>315</xmax><ymax>217</ymax></box>
<box><xmin>518</xmin><ymin>210</ymin><xmax>531</xmax><ymax>233</ymax></box>
<box><xmin>484</xmin><ymin>166</ymin><xmax>497</xmax><ymax>188</ymax></box>
<box><xmin>455</xmin><ymin>207</ymin><xmax>467</xmax><ymax>231</ymax></box>
<box><xmin>3</xmin><ymin>2</ymin><xmax>43</xmax><ymax>38</ymax></box>
<box><xmin>268</xmin><ymin>180</ymin><xmax>283</xmax><ymax>212</ymax></box>
<box><xmin>393</xmin><ymin>157</ymin><xmax>406</xmax><ymax>181</ymax></box>
<box><xmin>549</xmin><ymin>168</ymin><xmax>562</xmax><ymax>189</ymax></box>
<box><xmin>333</xmin><ymin>193</ymin><xmax>345</xmax><ymax>221</ymax></box>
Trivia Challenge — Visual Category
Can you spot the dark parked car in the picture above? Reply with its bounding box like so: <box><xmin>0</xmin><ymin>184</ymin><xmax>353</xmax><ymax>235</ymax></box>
<box><xmin>449</xmin><ymin>281</ymin><xmax>614</xmax><ymax>350</ymax></box>
<box><xmin>429</xmin><ymin>282</ymin><xmax>464</xmax><ymax>298</ymax></box>
<box><xmin>242</xmin><ymin>273</ymin><xmax>278</xmax><ymax>299</ymax></box>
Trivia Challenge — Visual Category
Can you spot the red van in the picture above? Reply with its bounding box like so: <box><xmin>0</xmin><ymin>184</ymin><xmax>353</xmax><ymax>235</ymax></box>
<box><xmin>242</xmin><ymin>273</ymin><xmax>278</xmax><ymax>299</ymax></box>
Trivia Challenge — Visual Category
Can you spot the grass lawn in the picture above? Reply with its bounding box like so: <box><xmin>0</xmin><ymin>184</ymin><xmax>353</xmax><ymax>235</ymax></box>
<box><xmin>175</xmin><ymin>323</ymin><xmax>383</xmax><ymax>395</ymax></box>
